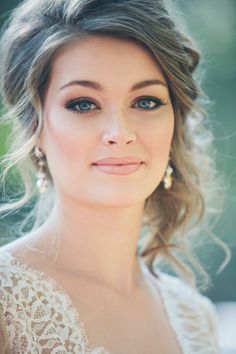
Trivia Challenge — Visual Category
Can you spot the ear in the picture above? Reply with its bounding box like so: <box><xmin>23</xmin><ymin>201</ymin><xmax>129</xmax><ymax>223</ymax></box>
<box><xmin>36</xmin><ymin>120</ymin><xmax>46</xmax><ymax>155</ymax></box>
<box><xmin>35</xmin><ymin>138</ymin><xmax>46</xmax><ymax>155</ymax></box>
<box><xmin>36</xmin><ymin>109</ymin><xmax>49</xmax><ymax>155</ymax></box>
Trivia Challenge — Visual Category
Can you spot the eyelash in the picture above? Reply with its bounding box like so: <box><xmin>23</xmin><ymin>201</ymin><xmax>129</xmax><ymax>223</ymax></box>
<box><xmin>64</xmin><ymin>96</ymin><xmax>166</xmax><ymax>115</ymax></box>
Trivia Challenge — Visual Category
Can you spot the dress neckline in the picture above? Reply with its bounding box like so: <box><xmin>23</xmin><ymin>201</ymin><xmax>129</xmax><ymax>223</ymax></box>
<box><xmin>0</xmin><ymin>248</ymin><xmax>184</xmax><ymax>354</ymax></box>
<box><xmin>0</xmin><ymin>249</ymin><xmax>109</xmax><ymax>353</ymax></box>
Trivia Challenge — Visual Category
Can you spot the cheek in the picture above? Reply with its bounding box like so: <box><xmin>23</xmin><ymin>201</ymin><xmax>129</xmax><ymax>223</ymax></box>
<box><xmin>41</xmin><ymin>108</ymin><xmax>88</xmax><ymax>162</ymax></box>
<box><xmin>41</xmin><ymin>110</ymin><xmax>92</xmax><ymax>188</ymax></box>
<box><xmin>144</xmin><ymin>109</ymin><xmax>174</xmax><ymax>160</ymax></box>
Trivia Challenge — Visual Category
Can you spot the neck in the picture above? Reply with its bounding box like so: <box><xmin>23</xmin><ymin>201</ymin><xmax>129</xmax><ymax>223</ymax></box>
<box><xmin>36</xmin><ymin>194</ymin><xmax>146</xmax><ymax>295</ymax></box>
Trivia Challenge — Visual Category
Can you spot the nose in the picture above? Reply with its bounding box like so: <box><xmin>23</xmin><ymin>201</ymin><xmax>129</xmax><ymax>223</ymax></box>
<box><xmin>101</xmin><ymin>111</ymin><xmax>137</xmax><ymax>146</ymax></box>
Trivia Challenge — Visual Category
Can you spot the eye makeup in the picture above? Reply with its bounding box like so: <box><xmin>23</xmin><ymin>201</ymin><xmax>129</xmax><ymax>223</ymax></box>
<box><xmin>63</xmin><ymin>95</ymin><xmax>167</xmax><ymax>115</ymax></box>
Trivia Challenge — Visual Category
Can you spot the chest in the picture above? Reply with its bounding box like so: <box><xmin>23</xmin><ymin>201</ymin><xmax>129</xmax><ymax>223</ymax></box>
<box><xmin>78</xmin><ymin>301</ymin><xmax>182</xmax><ymax>354</ymax></box>
<box><xmin>55</xmin><ymin>274</ymin><xmax>183</xmax><ymax>354</ymax></box>
<box><xmin>6</xmin><ymin>247</ymin><xmax>183</xmax><ymax>354</ymax></box>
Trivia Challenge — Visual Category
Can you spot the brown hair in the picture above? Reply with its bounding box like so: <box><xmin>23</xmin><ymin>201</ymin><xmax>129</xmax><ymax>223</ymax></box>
<box><xmin>0</xmin><ymin>0</ymin><xmax>230</xmax><ymax>289</ymax></box>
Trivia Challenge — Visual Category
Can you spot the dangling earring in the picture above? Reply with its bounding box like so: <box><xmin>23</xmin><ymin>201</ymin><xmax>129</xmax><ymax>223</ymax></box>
<box><xmin>163</xmin><ymin>162</ymin><xmax>173</xmax><ymax>190</ymax></box>
<box><xmin>34</xmin><ymin>147</ymin><xmax>48</xmax><ymax>193</ymax></box>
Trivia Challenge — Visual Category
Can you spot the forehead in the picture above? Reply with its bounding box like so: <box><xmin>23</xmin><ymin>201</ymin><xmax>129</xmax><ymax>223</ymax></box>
<box><xmin>49</xmin><ymin>35</ymin><xmax>165</xmax><ymax>88</ymax></box>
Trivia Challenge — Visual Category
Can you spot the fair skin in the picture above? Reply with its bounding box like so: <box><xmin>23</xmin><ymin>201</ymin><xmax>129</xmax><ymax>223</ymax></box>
<box><xmin>40</xmin><ymin>34</ymin><xmax>174</xmax><ymax>292</ymax></box>
<box><xmin>4</xmin><ymin>35</ymin><xmax>182</xmax><ymax>353</ymax></box>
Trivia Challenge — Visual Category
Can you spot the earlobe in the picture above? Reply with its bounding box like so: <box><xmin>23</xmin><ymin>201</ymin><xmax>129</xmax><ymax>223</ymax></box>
<box><xmin>36</xmin><ymin>118</ymin><xmax>46</xmax><ymax>154</ymax></box>
<box><xmin>35</xmin><ymin>138</ymin><xmax>46</xmax><ymax>155</ymax></box>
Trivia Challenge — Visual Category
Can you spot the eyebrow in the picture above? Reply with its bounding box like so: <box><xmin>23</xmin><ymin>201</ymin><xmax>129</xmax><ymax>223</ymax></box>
<box><xmin>59</xmin><ymin>79</ymin><xmax>167</xmax><ymax>91</ymax></box>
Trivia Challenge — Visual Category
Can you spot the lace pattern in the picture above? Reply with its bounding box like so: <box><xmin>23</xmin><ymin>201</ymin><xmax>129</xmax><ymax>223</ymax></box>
<box><xmin>0</xmin><ymin>250</ymin><xmax>220</xmax><ymax>353</ymax></box>
<box><xmin>0</xmin><ymin>250</ymin><xmax>108</xmax><ymax>354</ymax></box>
<box><xmin>154</xmin><ymin>272</ymin><xmax>220</xmax><ymax>354</ymax></box>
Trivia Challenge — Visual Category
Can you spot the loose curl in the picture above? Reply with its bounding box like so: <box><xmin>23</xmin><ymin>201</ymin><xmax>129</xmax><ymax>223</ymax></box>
<box><xmin>0</xmin><ymin>0</ymin><xmax>230</xmax><ymax>290</ymax></box>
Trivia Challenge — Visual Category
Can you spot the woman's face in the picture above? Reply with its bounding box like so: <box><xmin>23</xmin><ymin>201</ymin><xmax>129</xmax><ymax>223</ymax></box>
<box><xmin>40</xmin><ymin>35</ymin><xmax>174</xmax><ymax>207</ymax></box>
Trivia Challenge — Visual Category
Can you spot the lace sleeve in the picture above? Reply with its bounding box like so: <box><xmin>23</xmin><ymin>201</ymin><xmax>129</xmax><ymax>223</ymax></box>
<box><xmin>156</xmin><ymin>272</ymin><xmax>221</xmax><ymax>354</ymax></box>
<box><xmin>0</xmin><ymin>276</ymin><xmax>22</xmax><ymax>353</ymax></box>
<box><xmin>200</xmin><ymin>295</ymin><xmax>220</xmax><ymax>351</ymax></box>
<box><xmin>0</xmin><ymin>306</ymin><xmax>11</xmax><ymax>354</ymax></box>
<box><xmin>0</xmin><ymin>277</ymin><xmax>27</xmax><ymax>353</ymax></box>
<box><xmin>0</xmin><ymin>251</ymin><xmax>110</xmax><ymax>354</ymax></box>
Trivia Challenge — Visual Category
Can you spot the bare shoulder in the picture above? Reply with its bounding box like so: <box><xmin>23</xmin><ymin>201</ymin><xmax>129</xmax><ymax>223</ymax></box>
<box><xmin>0</xmin><ymin>232</ymin><xmax>53</xmax><ymax>271</ymax></box>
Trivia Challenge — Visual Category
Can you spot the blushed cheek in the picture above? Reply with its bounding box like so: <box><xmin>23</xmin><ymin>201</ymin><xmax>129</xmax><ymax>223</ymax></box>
<box><xmin>41</xmin><ymin>109</ymin><xmax>84</xmax><ymax>161</ymax></box>
<box><xmin>151</xmin><ymin>111</ymin><xmax>174</xmax><ymax>159</ymax></box>
<box><xmin>152</xmin><ymin>134</ymin><xmax>172</xmax><ymax>164</ymax></box>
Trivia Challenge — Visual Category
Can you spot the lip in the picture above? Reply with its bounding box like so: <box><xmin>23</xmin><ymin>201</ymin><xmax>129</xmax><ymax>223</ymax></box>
<box><xmin>92</xmin><ymin>162</ymin><xmax>144</xmax><ymax>175</ymax></box>
<box><xmin>92</xmin><ymin>157</ymin><xmax>144</xmax><ymax>165</ymax></box>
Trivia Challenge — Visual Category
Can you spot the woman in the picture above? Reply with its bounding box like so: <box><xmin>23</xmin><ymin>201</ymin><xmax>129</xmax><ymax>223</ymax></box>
<box><xmin>0</xmin><ymin>0</ymin><xmax>226</xmax><ymax>353</ymax></box>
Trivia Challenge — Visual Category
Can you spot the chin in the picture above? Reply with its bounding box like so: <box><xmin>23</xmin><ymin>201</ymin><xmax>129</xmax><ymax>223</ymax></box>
<box><xmin>86</xmin><ymin>196</ymin><xmax>144</xmax><ymax>208</ymax></box>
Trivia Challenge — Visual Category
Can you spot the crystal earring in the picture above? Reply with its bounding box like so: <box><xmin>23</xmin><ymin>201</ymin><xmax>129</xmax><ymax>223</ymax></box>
<box><xmin>34</xmin><ymin>147</ymin><xmax>48</xmax><ymax>193</ymax></box>
<box><xmin>163</xmin><ymin>163</ymin><xmax>173</xmax><ymax>190</ymax></box>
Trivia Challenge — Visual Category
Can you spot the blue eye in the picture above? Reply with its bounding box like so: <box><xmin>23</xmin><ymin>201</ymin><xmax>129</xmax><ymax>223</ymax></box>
<box><xmin>134</xmin><ymin>96</ymin><xmax>165</xmax><ymax>111</ymax></box>
<box><xmin>64</xmin><ymin>98</ymin><xmax>98</xmax><ymax>114</ymax></box>
<box><xmin>64</xmin><ymin>96</ymin><xmax>166</xmax><ymax>115</ymax></box>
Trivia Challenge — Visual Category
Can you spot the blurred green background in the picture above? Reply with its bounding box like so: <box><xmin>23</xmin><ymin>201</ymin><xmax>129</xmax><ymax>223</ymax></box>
<box><xmin>0</xmin><ymin>0</ymin><xmax>235</xmax><ymax>301</ymax></box>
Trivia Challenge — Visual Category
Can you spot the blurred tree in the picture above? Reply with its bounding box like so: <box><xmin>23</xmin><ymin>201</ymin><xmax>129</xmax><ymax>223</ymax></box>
<box><xmin>179</xmin><ymin>0</ymin><xmax>236</xmax><ymax>302</ymax></box>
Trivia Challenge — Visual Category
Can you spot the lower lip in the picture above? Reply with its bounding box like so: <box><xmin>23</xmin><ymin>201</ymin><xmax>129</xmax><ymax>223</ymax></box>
<box><xmin>92</xmin><ymin>163</ymin><xmax>144</xmax><ymax>175</ymax></box>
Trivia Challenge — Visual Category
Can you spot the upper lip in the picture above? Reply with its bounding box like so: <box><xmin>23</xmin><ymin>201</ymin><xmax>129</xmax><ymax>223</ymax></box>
<box><xmin>92</xmin><ymin>157</ymin><xmax>144</xmax><ymax>165</ymax></box>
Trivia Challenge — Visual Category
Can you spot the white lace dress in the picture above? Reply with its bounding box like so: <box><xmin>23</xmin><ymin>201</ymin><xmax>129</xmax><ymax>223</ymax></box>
<box><xmin>0</xmin><ymin>250</ymin><xmax>220</xmax><ymax>354</ymax></box>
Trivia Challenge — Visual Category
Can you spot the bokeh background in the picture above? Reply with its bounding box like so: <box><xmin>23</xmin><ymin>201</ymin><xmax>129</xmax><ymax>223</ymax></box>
<box><xmin>0</xmin><ymin>0</ymin><xmax>235</xmax><ymax>350</ymax></box>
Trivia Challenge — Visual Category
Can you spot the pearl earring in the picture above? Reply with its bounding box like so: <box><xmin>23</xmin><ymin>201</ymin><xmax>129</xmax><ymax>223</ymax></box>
<box><xmin>34</xmin><ymin>147</ymin><xmax>48</xmax><ymax>193</ymax></box>
<box><xmin>163</xmin><ymin>163</ymin><xmax>173</xmax><ymax>190</ymax></box>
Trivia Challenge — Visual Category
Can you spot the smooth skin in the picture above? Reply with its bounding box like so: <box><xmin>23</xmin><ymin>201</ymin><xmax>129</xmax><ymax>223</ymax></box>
<box><xmin>3</xmin><ymin>35</ymin><xmax>182</xmax><ymax>353</ymax></box>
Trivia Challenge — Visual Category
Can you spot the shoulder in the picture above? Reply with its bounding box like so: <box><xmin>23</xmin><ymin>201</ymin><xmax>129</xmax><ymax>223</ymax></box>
<box><xmin>0</xmin><ymin>248</ymin><xmax>18</xmax><ymax>292</ymax></box>
<box><xmin>0</xmin><ymin>248</ymin><xmax>79</xmax><ymax>322</ymax></box>
<box><xmin>157</xmin><ymin>270</ymin><xmax>212</xmax><ymax>303</ymax></box>
<box><xmin>0</xmin><ymin>248</ymin><xmax>66</xmax><ymax>351</ymax></box>
<box><xmin>0</xmin><ymin>248</ymin><xmax>30</xmax><ymax>309</ymax></box>
<box><xmin>0</xmin><ymin>248</ymin><xmax>49</xmax><ymax>311</ymax></box>
<box><xmin>155</xmin><ymin>270</ymin><xmax>220</xmax><ymax>353</ymax></box>
<box><xmin>158</xmin><ymin>270</ymin><xmax>218</xmax><ymax>321</ymax></box>
<box><xmin>0</xmin><ymin>249</ymin><xmax>30</xmax><ymax>351</ymax></box>
<box><xmin>157</xmin><ymin>270</ymin><xmax>219</xmax><ymax>329</ymax></box>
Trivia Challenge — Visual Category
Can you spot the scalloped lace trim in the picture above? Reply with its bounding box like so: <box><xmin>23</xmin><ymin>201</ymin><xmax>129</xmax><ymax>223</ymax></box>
<box><xmin>0</xmin><ymin>250</ymin><xmax>219</xmax><ymax>353</ymax></box>
<box><xmin>0</xmin><ymin>250</ymin><xmax>109</xmax><ymax>354</ymax></box>
<box><xmin>142</xmin><ymin>265</ymin><xmax>220</xmax><ymax>354</ymax></box>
